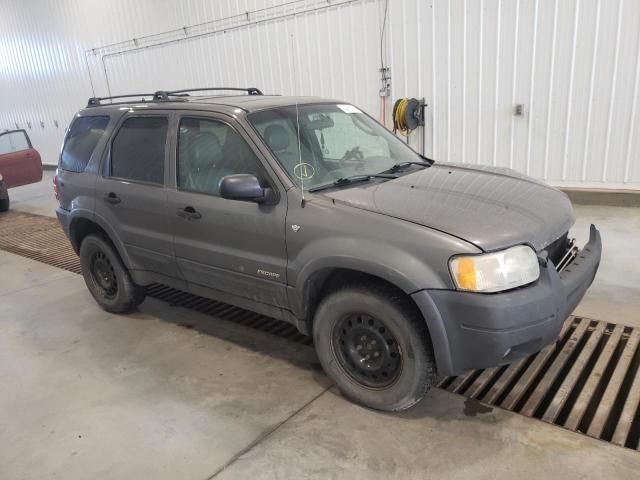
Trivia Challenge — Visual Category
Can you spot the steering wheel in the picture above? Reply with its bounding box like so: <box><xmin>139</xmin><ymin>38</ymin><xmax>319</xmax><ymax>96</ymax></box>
<box><xmin>339</xmin><ymin>146</ymin><xmax>365</xmax><ymax>169</ymax></box>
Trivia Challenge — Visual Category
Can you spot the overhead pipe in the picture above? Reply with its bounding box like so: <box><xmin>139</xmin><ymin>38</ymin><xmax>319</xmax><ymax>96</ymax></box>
<box><xmin>84</xmin><ymin>0</ymin><xmax>372</xmax><ymax>97</ymax></box>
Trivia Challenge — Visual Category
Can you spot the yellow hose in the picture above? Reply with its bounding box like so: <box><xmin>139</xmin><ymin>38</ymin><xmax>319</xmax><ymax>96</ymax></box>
<box><xmin>393</xmin><ymin>98</ymin><xmax>411</xmax><ymax>136</ymax></box>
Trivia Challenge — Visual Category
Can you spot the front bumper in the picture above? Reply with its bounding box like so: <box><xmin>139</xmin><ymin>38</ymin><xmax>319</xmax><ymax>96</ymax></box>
<box><xmin>412</xmin><ymin>225</ymin><xmax>601</xmax><ymax>376</ymax></box>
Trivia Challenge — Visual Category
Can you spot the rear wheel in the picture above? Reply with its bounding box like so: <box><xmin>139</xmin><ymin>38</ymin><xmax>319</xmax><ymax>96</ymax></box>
<box><xmin>79</xmin><ymin>234</ymin><xmax>145</xmax><ymax>313</ymax></box>
<box><xmin>313</xmin><ymin>282</ymin><xmax>437</xmax><ymax>411</ymax></box>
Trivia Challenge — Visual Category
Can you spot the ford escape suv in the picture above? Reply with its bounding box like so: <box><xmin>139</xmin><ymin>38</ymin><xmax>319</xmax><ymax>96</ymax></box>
<box><xmin>55</xmin><ymin>88</ymin><xmax>601</xmax><ymax>411</ymax></box>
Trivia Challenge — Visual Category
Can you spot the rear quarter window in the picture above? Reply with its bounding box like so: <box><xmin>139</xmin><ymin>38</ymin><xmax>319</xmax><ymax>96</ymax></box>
<box><xmin>60</xmin><ymin>116</ymin><xmax>109</xmax><ymax>172</ymax></box>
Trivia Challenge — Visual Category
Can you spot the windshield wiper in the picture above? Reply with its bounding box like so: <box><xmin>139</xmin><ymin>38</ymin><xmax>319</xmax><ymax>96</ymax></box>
<box><xmin>379</xmin><ymin>160</ymin><xmax>432</xmax><ymax>174</ymax></box>
<box><xmin>308</xmin><ymin>173</ymin><xmax>397</xmax><ymax>192</ymax></box>
<box><xmin>419</xmin><ymin>154</ymin><xmax>435</xmax><ymax>165</ymax></box>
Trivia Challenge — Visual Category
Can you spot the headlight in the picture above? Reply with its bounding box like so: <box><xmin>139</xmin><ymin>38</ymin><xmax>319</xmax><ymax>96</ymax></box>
<box><xmin>449</xmin><ymin>245</ymin><xmax>540</xmax><ymax>293</ymax></box>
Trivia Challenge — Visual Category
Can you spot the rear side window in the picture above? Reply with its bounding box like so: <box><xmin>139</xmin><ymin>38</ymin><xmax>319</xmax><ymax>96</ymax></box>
<box><xmin>60</xmin><ymin>116</ymin><xmax>109</xmax><ymax>172</ymax></box>
<box><xmin>110</xmin><ymin>116</ymin><xmax>167</xmax><ymax>185</ymax></box>
<box><xmin>0</xmin><ymin>130</ymin><xmax>31</xmax><ymax>155</ymax></box>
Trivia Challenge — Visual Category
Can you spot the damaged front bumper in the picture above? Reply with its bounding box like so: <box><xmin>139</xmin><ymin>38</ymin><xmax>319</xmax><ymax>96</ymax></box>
<box><xmin>412</xmin><ymin>225</ymin><xmax>602</xmax><ymax>376</ymax></box>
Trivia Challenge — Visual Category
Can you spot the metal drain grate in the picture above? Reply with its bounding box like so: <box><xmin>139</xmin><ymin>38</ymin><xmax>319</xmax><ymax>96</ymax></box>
<box><xmin>1</xmin><ymin>210</ymin><xmax>640</xmax><ymax>449</ymax></box>
<box><xmin>440</xmin><ymin>317</ymin><xmax>640</xmax><ymax>450</ymax></box>
<box><xmin>0</xmin><ymin>210</ymin><xmax>81</xmax><ymax>273</ymax></box>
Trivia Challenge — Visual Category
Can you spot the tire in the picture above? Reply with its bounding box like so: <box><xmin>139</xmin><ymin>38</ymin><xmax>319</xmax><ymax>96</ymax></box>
<box><xmin>79</xmin><ymin>234</ymin><xmax>145</xmax><ymax>313</ymax></box>
<box><xmin>313</xmin><ymin>282</ymin><xmax>437</xmax><ymax>412</ymax></box>
<box><xmin>0</xmin><ymin>197</ymin><xmax>8</xmax><ymax>212</ymax></box>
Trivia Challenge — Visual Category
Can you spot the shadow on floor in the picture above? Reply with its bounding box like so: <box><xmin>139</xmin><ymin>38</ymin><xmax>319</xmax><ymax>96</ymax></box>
<box><xmin>135</xmin><ymin>296</ymin><xmax>330</xmax><ymax>384</ymax></box>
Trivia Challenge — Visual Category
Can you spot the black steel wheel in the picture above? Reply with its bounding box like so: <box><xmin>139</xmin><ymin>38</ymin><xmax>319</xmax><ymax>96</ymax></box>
<box><xmin>90</xmin><ymin>251</ymin><xmax>118</xmax><ymax>299</ymax></box>
<box><xmin>79</xmin><ymin>234</ymin><xmax>145</xmax><ymax>313</ymax></box>
<box><xmin>333</xmin><ymin>313</ymin><xmax>402</xmax><ymax>388</ymax></box>
<box><xmin>313</xmin><ymin>281</ymin><xmax>437</xmax><ymax>412</ymax></box>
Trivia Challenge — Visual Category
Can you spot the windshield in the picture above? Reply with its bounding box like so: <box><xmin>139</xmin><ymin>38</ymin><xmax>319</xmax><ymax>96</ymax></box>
<box><xmin>248</xmin><ymin>103</ymin><xmax>425</xmax><ymax>190</ymax></box>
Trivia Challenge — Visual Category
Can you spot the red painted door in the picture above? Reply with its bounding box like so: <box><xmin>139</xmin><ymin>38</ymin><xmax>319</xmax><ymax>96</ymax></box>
<box><xmin>0</xmin><ymin>130</ymin><xmax>43</xmax><ymax>188</ymax></box>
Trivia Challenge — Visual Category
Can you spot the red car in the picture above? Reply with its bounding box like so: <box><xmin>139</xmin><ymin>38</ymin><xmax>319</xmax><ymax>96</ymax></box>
<box><xmin>0</xmin><ymin>129</ymin><xmax>43</xmax><ymax>211</ymax></box>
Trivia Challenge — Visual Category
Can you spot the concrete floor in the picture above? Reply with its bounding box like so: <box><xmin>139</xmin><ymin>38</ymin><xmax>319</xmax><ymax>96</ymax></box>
<box><xmin>1</xmin><ymin>174</ymin><xmax>639</xmax><ymax>479</ymax></box>
<box><xmin>7</xmin><ymin>171</ymin><xmax>59</xmax><ymax>218</ymax></box>
<box><xmin>571</xmin><ymin>204</ymin><xmax>640</xmax><ymax>328</ymax></box>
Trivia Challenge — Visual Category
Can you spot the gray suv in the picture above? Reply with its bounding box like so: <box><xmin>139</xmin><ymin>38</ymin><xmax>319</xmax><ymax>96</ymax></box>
<box><xmin>55</xmin><ymin>88</ymin><xmax>601</xmax><ymax>411</ymax></box>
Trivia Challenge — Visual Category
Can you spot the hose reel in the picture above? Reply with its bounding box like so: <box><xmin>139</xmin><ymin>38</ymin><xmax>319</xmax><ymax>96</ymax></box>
<box><xmin>392</xmin><ymin>98</ymin><xmax>425</xmax><ymax>136</ymax></box>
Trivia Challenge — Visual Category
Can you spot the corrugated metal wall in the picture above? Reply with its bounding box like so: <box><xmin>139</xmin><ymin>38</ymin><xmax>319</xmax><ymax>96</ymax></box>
<box><xmin>1</xmin><ymin>0</ymin><xmax>639</xmax><ymax>189</ymax></box>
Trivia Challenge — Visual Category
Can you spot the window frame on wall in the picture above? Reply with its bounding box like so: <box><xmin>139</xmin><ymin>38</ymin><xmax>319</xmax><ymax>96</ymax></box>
<box><xmin>175</xmin><ymin>114</ymin><xmax>276</xmax><ymax>199</ymax></box>
<box><xmin>105</xmin><ymin>113</ymin><xmax>170</xmax><ymax>187</ymax></box>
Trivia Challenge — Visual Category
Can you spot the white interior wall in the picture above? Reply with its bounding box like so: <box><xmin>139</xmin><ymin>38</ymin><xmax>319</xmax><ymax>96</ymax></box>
<box><xmin>1</xmin><ymin>0</ymin><xmax>639</xmax><ymax>189</ymax></box>
<box><xmin>390</xmin><ymin>0</ymin><xmax>640</xmax><ymax>189</ymax></box>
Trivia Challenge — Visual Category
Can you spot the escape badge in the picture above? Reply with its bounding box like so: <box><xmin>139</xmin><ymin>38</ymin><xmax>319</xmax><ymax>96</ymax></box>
<box><xmin>293</xmin><ymin>162</ymin><xmax>315</xmax><ymax>181</ymax></box>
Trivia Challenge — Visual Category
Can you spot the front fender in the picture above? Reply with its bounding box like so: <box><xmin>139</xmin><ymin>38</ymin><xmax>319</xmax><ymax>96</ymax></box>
<box><xmin>296</xmin><ymin>240</ymin><xmax>446</xmax><ymax>291</ymax></box>
<box><xmin>288</xmin><ymin>236</ymin><xmax>449</xmax><ymax>319</ymax></box>
<box><xmin>284</xmin><ymin>190</ymin><xmax>480</xmax><ymax>334</ymax></box>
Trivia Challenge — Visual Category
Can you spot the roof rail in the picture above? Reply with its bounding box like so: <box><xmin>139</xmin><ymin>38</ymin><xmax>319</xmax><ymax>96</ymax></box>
<box><xmin>154</xmin><ymin>87</ymin><xmax>263</xmax><ymax>99</ymax></box>
<box><xmin>87</xmin><ymin>93</ymin><xmax>156</xmax><ymax>107</ymax></box>
<box><xmin>87</xmin><ymin>87</ymin><xmax>263</xmax><ymax>107</ymax></box>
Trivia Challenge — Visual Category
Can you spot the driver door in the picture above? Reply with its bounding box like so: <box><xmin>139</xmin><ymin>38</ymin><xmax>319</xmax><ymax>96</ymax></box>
<box><xmin>168</xmin><ymin>113</ymin><xmax>289</xmax><ymax>309</ymax></box>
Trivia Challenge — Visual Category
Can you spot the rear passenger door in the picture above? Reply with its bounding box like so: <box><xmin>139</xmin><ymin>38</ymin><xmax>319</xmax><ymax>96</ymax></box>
<box><xmin>168</xmin><ymin>113</ymin><xmax>289</xmax><ymax>309</ymax></box>
<box><xmin>95</xmin><ymin>113</ymin><xmax>177</xmax><ymax>279</ymax></box>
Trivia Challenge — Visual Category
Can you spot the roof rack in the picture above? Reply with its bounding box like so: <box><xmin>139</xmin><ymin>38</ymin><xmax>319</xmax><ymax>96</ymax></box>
<box><xmin>153</xmin><ymin>87</ymin><xmax>263</xmax><ymax>101</ymax></box>
<box><xmin>87</xmin><ymin>87</ymin><xmax>263</xmax><ymax>107</ymax></box>
<box><xmin>87</xmin><ymin>93</ymin><xmax>156</xmax><ymax>107</ymax></box>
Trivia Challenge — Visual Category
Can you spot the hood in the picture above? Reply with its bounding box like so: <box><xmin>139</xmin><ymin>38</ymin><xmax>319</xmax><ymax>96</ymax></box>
<box><xmin>321</xmin><ymin>162</ymin><xmax>575</xmax><ymax>252</ymax></box>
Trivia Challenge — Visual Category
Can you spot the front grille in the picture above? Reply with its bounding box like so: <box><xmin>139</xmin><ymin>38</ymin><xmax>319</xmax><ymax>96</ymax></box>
<box><xmin>544</xmin><ymin>233</ymin><xmax>569</xmax><ymax>266</ymax></box>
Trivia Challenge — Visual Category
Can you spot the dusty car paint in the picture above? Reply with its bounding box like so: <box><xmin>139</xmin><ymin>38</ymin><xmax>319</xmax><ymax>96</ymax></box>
<box><xmin>321</xmin><ymin>161</ymin><xmax>575</xmax><ymax>252</ymax></box>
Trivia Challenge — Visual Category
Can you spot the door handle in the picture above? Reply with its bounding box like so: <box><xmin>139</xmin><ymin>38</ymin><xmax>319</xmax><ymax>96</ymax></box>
<box><xmin>177</xmin><ymin>206</ymin><xmax>202</xmax><ymax>220</ymax></box>
<box><xmin>105</xmin><ymin>192</ymin><xmax>121</xmax><ymax>204</ymax></box>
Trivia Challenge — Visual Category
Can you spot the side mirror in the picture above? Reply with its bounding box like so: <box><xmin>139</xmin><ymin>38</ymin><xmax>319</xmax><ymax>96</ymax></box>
<box><xmin>219</xmin><ymin>174</ymin><xmax>276</xmax><ymax>204</ymax></box>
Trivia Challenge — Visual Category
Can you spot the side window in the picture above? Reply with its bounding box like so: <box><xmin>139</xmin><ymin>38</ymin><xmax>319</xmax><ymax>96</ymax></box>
<box><xmin>60</xmin><ymin>116</ymin><xmax>109</xmax><ymax>172</ymax></box>
<box><xmin>250</xmin><ymin>113</ymin><xmax>317</xmax><ymax>176</ymax></box>
<box><xmin>111</xmin><ymin>116</ymin><xmax>167</xmax><ymax>185</ymax></box>
<box><xmin>177</xmin><ymin>117</ymin><xmax>266</xmax><ymax>196</ymax></box>
<box><xmin>0</xmin><ymin>130</ymin><xmax>30</xmax><ymax>155</ymax></box>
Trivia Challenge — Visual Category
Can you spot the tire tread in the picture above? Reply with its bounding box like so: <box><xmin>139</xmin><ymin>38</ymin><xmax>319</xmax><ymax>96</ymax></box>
<box><xmin>315</xmin><ymin>277</ymin><xmax>437</xmax><ymax>411</ymax></box>
<box><xmin>80</xmin><ymin>234</ymin><xmax>145</xmax><ymax>313</ymax></box>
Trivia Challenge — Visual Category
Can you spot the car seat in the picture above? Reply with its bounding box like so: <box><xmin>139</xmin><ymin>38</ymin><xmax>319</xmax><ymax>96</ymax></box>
<box><xmin>264</xmin><ymin>124</ymin><xmax>299</xmax><ymax>174</ymax></box>
<box><xmin>181</xmin><ymin>131</ymin><xmax>222</xmax><ymax>193</ymax></box>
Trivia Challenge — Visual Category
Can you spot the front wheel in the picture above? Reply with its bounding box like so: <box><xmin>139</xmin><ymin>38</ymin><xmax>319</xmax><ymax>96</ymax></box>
<box><xmin>79</xmin><ymin>234</ymin><xmax>145</xmax><ymax>313</ymax></box>
<box><xmin>313</xmin><ymin>282</ymin><xmax>437</xmax><ymax>411</ymax></box>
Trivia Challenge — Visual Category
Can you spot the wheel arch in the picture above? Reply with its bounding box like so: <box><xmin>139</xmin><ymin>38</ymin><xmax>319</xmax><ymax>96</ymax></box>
<box><xmin>294</xmin><ymin>261</ymin><xmax>451</xmax><ymax>376</ymax></box>
<box><xmin>68</xmin><ymin>212</ymin><xmax>133</xmax><ymax>269</ymax></box>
